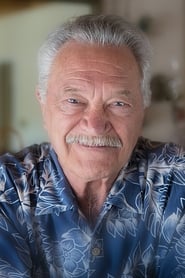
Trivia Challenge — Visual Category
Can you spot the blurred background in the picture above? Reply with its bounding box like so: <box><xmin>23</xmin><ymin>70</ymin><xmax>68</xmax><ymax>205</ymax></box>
<box><xmin>0</xmin><ymin>0</ymin><xmax>185</xmax><ymax>154</ymax></box>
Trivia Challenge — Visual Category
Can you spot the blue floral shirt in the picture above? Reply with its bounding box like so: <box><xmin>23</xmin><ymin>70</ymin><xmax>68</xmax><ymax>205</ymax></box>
<box><xmin>0</xmin><ymin>137</ymin><xmax>185</xmax><ymax>278</ymax></box>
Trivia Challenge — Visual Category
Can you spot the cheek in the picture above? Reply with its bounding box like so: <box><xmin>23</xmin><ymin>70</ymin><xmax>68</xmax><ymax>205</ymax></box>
<box><xmin>115</xmin><ymin>114</ymin><xmax>144</xmax><ymax>140</ymax></box>
<box><xmin>48</xmin><ymin>113</ymin><xmax>80</xmax><ymax>142</ymax></box>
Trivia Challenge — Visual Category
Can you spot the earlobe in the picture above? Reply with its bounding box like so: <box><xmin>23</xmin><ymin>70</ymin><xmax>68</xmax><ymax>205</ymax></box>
<box><xmin>35</xmin><ymin>87</ymin><xmax>43</xmax><ymax>104</ymax></box>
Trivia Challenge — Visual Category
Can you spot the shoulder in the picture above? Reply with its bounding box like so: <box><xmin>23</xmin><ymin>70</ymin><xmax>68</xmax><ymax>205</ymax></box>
<box><xmin>0</xmin><ymin>142</ymin><xmax>51</xmax><ymax>164</ymax></box>
<box><xmin>0</xmin><ymin>142</ymin><xmax>53</xmax><ymax>191</ymax></box>
<box><xmin>0</xmin><ymin>142</ymin><xmax>51</xmax><ymax>168</ymax></box>
<box><xmin>134</xmin><ymin>137</ymin><xmax>185</xmax><ymax>167</ymax></box>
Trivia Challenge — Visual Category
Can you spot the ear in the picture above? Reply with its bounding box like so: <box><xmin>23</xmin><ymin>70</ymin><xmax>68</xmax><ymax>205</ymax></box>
<box><xmin>35</xmin><ymin>87</ymin><xmax>47</xmax><ymax>129</ymax></box>
<box><xmin>35</xmin><ymin>86</ymin><xmax>44</xmax><ymax>104</ymax></box>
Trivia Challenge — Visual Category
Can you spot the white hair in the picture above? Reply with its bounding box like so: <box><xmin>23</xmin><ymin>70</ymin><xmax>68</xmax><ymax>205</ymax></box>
<box><xmin>37</xmin><ymin>14</ymin><xmax>152</xmax><ymax>107</ymax></box>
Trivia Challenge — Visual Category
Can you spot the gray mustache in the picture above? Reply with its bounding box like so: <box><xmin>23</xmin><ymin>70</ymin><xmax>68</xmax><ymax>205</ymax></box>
<box><xmin>66</xmin><ymin>134</ymin><xmax>122</xmax><ymax>148</ymax></box>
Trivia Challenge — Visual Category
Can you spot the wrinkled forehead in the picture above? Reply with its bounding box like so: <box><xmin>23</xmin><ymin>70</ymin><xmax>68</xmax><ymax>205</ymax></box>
<box><xmin>51</xmin><ymin>41</ymin><xmax>141</xmax><ymax>76</ymax></box>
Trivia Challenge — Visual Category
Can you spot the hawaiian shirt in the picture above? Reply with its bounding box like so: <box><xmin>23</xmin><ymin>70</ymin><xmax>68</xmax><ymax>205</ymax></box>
<box><xmin>0</xmin><ymin>137</ymin><xmax>185</xmax><ymax>278</ymax></box>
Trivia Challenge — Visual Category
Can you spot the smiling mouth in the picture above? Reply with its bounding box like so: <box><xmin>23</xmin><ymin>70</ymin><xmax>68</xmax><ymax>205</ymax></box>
<box><xmin>79</xmin><ymin>143</ymin><xmax>112</xmax><ymax>149</ymax></box>
<box><xmin>66</xmin><ymin>135</ymin><xmax>122</xmax><ymax>148</ymax></box>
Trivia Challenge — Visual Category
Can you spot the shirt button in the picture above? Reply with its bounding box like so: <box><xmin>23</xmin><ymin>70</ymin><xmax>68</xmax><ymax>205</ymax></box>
<box><xmin>92</xmin><ymin>247</ymin><xmax>101</xmax><ymax>256</ymax></box>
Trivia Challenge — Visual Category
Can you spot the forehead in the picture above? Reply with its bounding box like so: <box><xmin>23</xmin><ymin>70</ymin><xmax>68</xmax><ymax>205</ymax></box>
<box><xmin>50</xmin><ymin>41</ymin><xmax>141</xmax><ymax>79</ymax></box>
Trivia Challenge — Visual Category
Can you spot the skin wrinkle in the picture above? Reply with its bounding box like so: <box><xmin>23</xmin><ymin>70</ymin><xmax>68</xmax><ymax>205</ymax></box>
<box><xmin>60</xmin><ymin>69</ymin><xmax>128</xmax><ymax>77</ymax></box>
<box><xmin>59</xmin><ymin>88</ymin><xmax>133</xmax><ymax>102</ymax></box>
<box><xmin>57</xmin><ymin>79</ymin><xmax>135</xmax><ymax>107</ymax></box>
<box><xmin>56</xmin><ymin>74</ymin><xmax>131</xmax><ymax>92</ymax></box>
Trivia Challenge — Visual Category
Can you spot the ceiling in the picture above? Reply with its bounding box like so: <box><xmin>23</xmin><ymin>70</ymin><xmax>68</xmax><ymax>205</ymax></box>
<box><xmin>0</xmin><ymin>0</ymin><xmax>99</xmax><ymax>16</ymax></box>
<box><xmin>0</xmin><ymin>0</ymin><xmax>45</xmax><ymax>15</ymax></box>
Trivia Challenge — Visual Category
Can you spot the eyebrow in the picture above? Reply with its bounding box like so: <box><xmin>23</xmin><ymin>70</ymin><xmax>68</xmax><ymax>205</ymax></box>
<box><xmin>114</xmin><ymin>89</ymin><xmax>132</xmax><ymax>99</ymax></box>
<box><xmin>61</xmin><ymin>86</ymin><xmax>84</xmax><ymax>95</ymax></box>
<box><xmin>63</xmin><ymin>87</ymin><xmax>79</xmax><ymax>92</ymax></box>
<box><xmin>118</xmin><ymin>90</ymin><xmax>131</xmax><ymax>96</ymax></box>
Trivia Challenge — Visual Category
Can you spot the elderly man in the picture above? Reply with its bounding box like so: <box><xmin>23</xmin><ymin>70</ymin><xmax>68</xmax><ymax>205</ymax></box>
<box><xmin>0</xmin><ymin>14</ymin><xmax>185</xmax><ymax>278</ymax></box>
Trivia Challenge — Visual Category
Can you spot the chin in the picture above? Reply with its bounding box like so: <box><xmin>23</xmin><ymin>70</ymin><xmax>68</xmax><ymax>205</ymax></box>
<box><xmin>78</xmin><ymin>164</ymin><xmax>119</xmax><ymax>181</ymax></box>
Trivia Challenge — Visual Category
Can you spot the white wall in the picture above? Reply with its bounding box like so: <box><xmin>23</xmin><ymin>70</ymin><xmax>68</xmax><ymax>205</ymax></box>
<box><xmin>0</xmin><ymin>3</ymin><xmax>92</xmax><ymax>150</ymax></box>
<box><xmin>129</xmin><ymin>0</ymin><xmax>185</xmax><ymax>79</ymax></box>
<box><xmin>102</xmin><ymin>0</ymin><xmax>185</xmax><ymax>77</ymax></box>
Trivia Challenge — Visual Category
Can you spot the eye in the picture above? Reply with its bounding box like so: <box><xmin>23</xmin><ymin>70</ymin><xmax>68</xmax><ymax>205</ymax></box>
<box><xmin>108</xmin><ymin>100</ymin><xmax>132</xmax><ymax>115</ymax></box>
<box><xmin>110</xmin><ymin>101</ymin><xmax>130</xmax><ymax>108</ymax></box>
<box><xmin>67</xmin><ymin>98</ymin><xmax>80</xmax><ymax>104</ymax></box>
<box><xmin>112</xmin><ymin>101</ymin><xmax>125</xmax><ymax>107</ymax></box>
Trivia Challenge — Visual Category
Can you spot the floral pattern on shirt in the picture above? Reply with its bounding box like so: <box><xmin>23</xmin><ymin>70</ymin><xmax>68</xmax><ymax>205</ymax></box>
<box><xmin>0</xmin><ymin>138</ymin><xmax>185</xmax><ymax>277</ymax></box>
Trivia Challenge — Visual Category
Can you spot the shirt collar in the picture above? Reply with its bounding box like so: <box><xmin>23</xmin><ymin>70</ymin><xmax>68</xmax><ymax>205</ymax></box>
<box><xmin>35</xmin><ymin>141</ymin><xmax>144</xmax><ymax>216</ymax></box>
<box><xmin>35</xmin><ymin>147</ymin><xmax>76</xmax><ymax>216</ymax></box>
<box><xmin>104</xmin><ymin>143</ymin><xmax>145</xmax><ymax>214</ymax></box>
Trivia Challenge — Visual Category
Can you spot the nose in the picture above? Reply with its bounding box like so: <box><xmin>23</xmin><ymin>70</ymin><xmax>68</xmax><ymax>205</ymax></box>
<box><xmin>80</xmin><ymin>106</ymin><xmax>112</xmax><ymax>134</ymax></box>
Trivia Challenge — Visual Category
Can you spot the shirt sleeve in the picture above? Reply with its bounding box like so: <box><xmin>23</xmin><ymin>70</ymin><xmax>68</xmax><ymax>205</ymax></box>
<box><xmin>0</xmin><ymin>163</ymin><xmax>32</xmax><ymax>277</ymax></box>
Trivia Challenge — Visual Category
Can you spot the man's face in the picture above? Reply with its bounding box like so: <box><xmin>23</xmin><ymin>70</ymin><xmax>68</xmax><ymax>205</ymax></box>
<box><xmin>38</xmin><ymin>41</ymin><xmax>145</xmax><ymax>182</ymax></box>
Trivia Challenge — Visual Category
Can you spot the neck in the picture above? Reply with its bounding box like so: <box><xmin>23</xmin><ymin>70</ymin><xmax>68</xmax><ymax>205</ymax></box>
<box><xmin>75</xmin><ymin>182</ymin><xmax>109</xmax><ymax>225</ymax></box>
<box><xmin>67</xmin><ymin>176</ymin><xmax>115</xmax><ymax>225</ymax></box>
